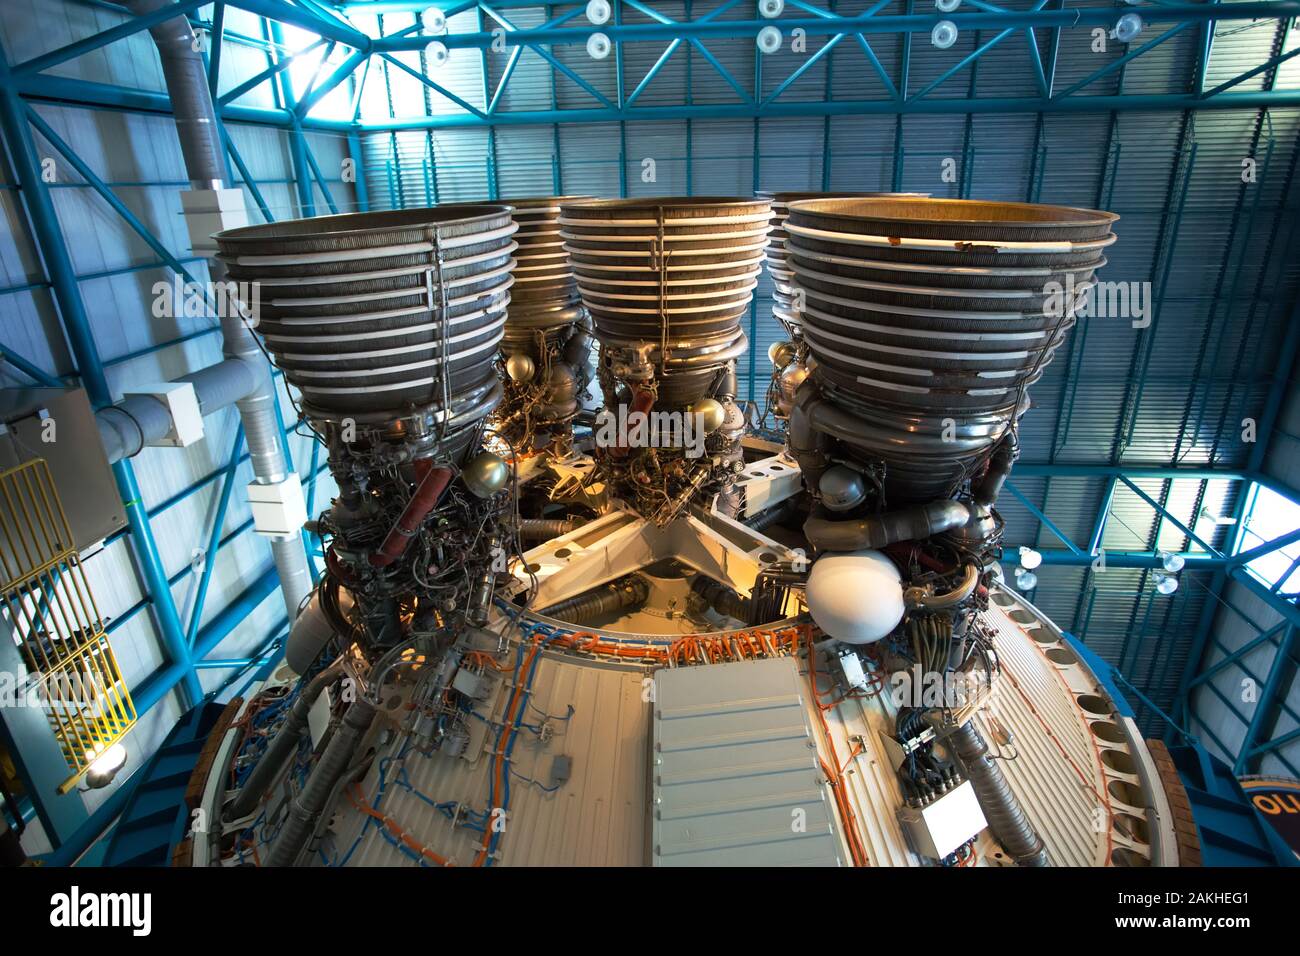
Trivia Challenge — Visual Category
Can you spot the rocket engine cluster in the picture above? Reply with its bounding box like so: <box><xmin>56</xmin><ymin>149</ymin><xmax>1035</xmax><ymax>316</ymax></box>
<box><xmin>205</xmin><ymin>191</ymin><xmax>1133</xmax><ymax>869</ymax></box>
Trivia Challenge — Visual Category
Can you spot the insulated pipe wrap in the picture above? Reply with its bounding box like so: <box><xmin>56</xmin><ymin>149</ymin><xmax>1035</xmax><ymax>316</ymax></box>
<box><xmin>518</xmin><ymin>517</ymin><xmax>581</xmax><ymax>541</ymax></box>
<box><xmin>130</xmin><ymin>0</ymin><xmax>226</xmax><ymax>188</ymax></box>
<box><xmin>129</xmin><ymin>0</ymin><xmax>312</xmax><ymax>618</ymax></box>
<box><xmin>538</xmin><ymin>575</ymin><xmax>649</xmax><ymax>624</ymax></box>
<box><xmin>224</xmin><ymin>661</ymin><xmax>344</xmax><ymax>823</ymax></box>
<box><xmin>948</xmin><ymin>719</ymin><xmax>1049</xmax><ymax>867</ymax></box>
<box><xmin>804</xmin><ymin>500</ymin><xmax>972</xmax><ymax>552</ymax></box>
<box><xmin>267</xmin><ymin>698</ymin><xmax>377</xmax><ymax>867</ymax></box>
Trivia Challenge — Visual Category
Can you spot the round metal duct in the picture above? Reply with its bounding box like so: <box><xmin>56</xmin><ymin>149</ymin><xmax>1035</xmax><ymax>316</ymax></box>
<box><xmin>215</xmin><ymin>208</ymin><xmax>517</xmax><ymax>439</ymax></box>
<box><xmin>785</xmin><ymin>197</ymin><xmax>1117</xmax><ymax>501</ymax></box>
<box><xmin>758</xmin><ymin>191</ymin><xmax>928</xmax><ymax>334</ymax></box>
<box><xmin>559</xmin><ymin>196</ymin><xmax>770</xmax><ymax>404</ymax></box>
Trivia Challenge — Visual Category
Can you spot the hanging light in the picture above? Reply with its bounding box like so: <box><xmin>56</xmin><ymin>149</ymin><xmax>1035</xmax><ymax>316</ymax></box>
<box><xmin>424</xmin><ymin>40</ymin><xmax>449</xmax><ymax>68</ymax></box>
<box><xmin>757</xmin><ymin>26</ymin><xmax>783</xmax><ymax>54</ymax></box>
<box><xmin>1157</xmin><ymin>550</ymin><xmax>1185</xmax><ymax>572</ymax></box>
<box><xmin>422</xmin><ymin>8</ymin><xmax>447</xmax><ymax>34</ymax></box>
<box><xmin>85</xmin><ymin>743</ymin><xmax>128</xmax><ymax>790</ymax></box>
<box><xmin>587</xmin><ymin>33</ymin><xmax>611</xmax><ymax>59</ymax></box>
<box><xmin>931</xmin><ymin>20</ymin><xmax>958</xmax><ymax>49</ymax></box>
<box><xmin>1018</xmin><ymin>546</ymin><xmax>1043</xmax><ymax>570</ymax></box>
<box><xmin>1112</xmin><ymin>13</ymin><xmax>1143</xmax><ymax>43</ymax></box>
<box><xmin>1153</xmin><ymin>571</ymin><xmax>1179</xmax><ymax>595</ymax></box>
<box><xmin>1014</xmin><ymin>567</ymin><xmax>1038</xmax><ymax>591</ymax></box>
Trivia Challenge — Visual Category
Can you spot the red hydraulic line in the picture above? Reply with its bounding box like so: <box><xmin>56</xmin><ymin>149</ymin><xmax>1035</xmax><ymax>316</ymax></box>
<box><xmin>610</xmin><ymin>387</ymin><xmax>655</xmax><ymax>459</ymax></box>
<box><xmin>369</xmin><ymin>461</ymin><xmax>454</xmax><ymax>568</ymax></box>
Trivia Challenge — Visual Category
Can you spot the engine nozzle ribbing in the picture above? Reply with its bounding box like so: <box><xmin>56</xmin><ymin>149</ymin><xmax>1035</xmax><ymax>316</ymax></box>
<box><xmin>216</xmin><ymin>206</ymin><xmax>516</xmax><ymax>441</ymax></box>
<box><xmin>561</xmin><ymin>196</ymin><xmax>769</xmax><ymax>407</ymax></box>
<box><xmin>785</xmin><ymin>196</ymin><xmax>1117</xmax><ymax>504</ymax></box>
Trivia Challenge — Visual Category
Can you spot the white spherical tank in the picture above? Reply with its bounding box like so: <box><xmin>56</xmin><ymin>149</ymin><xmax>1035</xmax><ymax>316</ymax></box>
<box><xmin>806</xmin><ymin>548</ymin><xmax>905</xmax><ymax>644</ymax></box>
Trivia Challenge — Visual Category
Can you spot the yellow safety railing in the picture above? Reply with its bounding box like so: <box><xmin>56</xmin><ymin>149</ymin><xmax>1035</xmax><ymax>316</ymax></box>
<box><xmin>0</xmin><ymin>459</ymin><xmax>135</xmax><ymax>793</ymax></box>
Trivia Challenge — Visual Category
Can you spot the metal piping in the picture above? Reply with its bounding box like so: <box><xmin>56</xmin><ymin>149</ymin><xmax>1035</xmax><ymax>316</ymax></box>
<box><xmin>96</xmin><ymin>359</ymin><xmax>261</xmax><ymax>463</ymax></box>
<box><xmin>518</xmin><ymin>517</ymin><xmax>582</xmax><ymax>541</ymax></box>
<box><xmin>285</xmin><ymin>584</ymin><xmax>351</xmax><ymax>675</ymax></box>
<box><xmin>904</xmin><ymin>562</ymin><xmax>981</xmax><ymax>610</ymax></box>
<box><xmin>129</xmin><ymin>0</ymin><xmax>313</xmax><ymax>619</ymax></box>
<box><xmin>538</xmin><ymin>575</ymin><xmax>649</xmax><ymax>623</ymax></box>
<box><xmin>223</xmin><ymin>659</ymin><xmax>345</xmax><ymax>824</ymax></box>
<box><xmin>805</xmin><ymin>500</ymin><xmax>973</xmax><ymax>553</ymax></box>
<box><xmin>267</xmin><ymin>697</ymin><xmax>377</xmax><ymax>866</ymax></box>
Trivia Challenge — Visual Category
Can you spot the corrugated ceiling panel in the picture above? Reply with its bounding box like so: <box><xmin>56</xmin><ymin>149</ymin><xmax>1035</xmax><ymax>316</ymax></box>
<box><xmin>896</xmin><ymin>113</ymin><xmax>965</xmax><ymax>197</ymax></box>
<box><xmin>551</xmin><ymin>14</ymin><xmax>620</xmax><ymax>109</ymax></box>
<box><xmin>558</xmin><ymin>121</ymin><xmax>624</xmax><ymax>195</ymax></box>
<box><xmin>622</xmin><ymin>1</ymin><xmax>689</xmax><ymax>107</ymax></box>
<box><xmin>969</xmin><ymin>113</ymin><xmax>1037</xmax><ymax>200</ymax></box>
<box><xmin>1048</xmin><ymin>0</ymin><xmax>1128</xmax><ymax>99</ymax></box>
<box><xmin>486</xmin><ymin>7</ymin><xmax>558</xmax><ymax>114</ymax></box>
<box><xmin>1202</xmin><ymin>12</ymin><xmax>1285</xmax><ymax>94</ymax></box>
<box><xmin>757</xmin><ymin>115</ymin><xmax>825</xmax><ymax>192</ymax></box>
<box><xmin>822</xmin><ymin>0</ymin><xmax>903</xmax><ymax>103</ymax></box>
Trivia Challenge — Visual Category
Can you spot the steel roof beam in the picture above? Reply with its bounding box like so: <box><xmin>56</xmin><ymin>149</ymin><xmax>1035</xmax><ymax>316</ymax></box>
<box><xmin>377</xmin><ymin>3</ymin><xmax>1300</xmax><ymax>51</ymax></box>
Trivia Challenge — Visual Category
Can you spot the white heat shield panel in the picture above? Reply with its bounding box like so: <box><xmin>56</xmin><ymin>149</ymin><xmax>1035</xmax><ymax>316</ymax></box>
<box><xmin>652</xmin><ymin>656</ymin><xmax>847</xmax><ymax>866</ymax></box>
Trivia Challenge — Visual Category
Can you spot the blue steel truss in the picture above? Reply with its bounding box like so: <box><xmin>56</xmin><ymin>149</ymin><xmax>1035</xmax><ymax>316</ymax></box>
<box><xmin>1</xmin><ymin>0</ymin><xmax>1299</xmax><ymax>857</ymax></box>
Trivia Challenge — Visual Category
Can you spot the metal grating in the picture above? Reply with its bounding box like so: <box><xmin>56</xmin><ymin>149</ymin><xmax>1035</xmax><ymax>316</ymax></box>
<box><xmin>0</xmin><ymin>459</ymin><xmax>136</xmax><ymax>792</ymax></box>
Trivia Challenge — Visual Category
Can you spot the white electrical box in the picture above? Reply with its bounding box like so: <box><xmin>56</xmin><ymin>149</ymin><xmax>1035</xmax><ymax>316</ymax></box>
<box><xmin>122</xmin><ymin>381</ymin><xmax>204</xmax><ymax>447</ymax></box>
<box><xmin>181</xmin><ymin>187</ymin><xmax>249</xmax><ymax>255</ymax></box>
<box><xmin>247</xmin><ymin>474</ymin><xmax>308</xmax><ymax>540</ymax></box>
<box><xmin>898</xmin><ymin>780</ymin><xmax>987</xmax><ymax>861</ymax></box>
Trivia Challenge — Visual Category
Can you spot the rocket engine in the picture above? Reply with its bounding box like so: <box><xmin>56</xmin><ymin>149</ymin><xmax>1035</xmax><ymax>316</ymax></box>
<box><xmin>476</xmin><ymin>196</ymin><xmax>595</xmax><ymax>455</ymax></box>
<box><xmin>786</xmin><ymin>197</ymin><xmax>1118</xmax><ymax>865</ymax></box>
<box><xmin>559</xmin><ymin>197</ymin><xmax>771</xmax><ymax>523</ymax></box>
<box><xmin>759</xmin><ymin>191</ymin><xmax>927</xmax><ymax>423</ymax></box>
<box><xmin>212</xmin><ymin>207</ymin><xmax>523</xmax><ymax>864</ymax></box>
